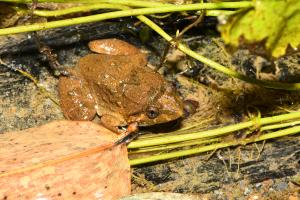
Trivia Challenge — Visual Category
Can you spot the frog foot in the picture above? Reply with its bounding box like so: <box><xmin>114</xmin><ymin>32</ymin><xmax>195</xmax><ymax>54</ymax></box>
<box><xmin>115</xmin><ymin>122</ymin><xmax>139</xmax><ymax>145</ymax></box>
<box><xmin>100</xmin><ymin>114</ymin><xmax>127</xmax><ymax>134</ymax></box>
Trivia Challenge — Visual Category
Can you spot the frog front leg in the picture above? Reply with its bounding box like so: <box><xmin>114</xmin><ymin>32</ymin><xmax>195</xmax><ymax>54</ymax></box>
<box><xmin>59</xmin><ymin>73</ymin><xmax>97</xmax><ymax>121</ymax></box>
<box><xmin>101</xmin><ymin>114</ymin><xmax>138</xmax><ymax>136</ymax></box>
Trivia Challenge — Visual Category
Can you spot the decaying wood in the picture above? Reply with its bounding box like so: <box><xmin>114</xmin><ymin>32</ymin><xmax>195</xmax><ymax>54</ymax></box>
<box><xmin>0</xmin><ymin>21</ymin><xmax>136</xmax><ymax>55</ymax></box>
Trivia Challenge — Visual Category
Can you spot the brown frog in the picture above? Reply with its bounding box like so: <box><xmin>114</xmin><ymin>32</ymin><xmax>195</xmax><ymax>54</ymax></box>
<box><xmin>58</xmin><ymin>38</ymin><xmax>183</xmax><ymax>134</ymax></box>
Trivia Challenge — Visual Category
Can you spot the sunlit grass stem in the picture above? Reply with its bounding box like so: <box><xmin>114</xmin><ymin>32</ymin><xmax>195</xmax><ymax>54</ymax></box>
<box><xmin>0</xmin><ymin>2</ymin><xmax>253</xmax><ymax>35</ymax></box>
<box><xmin>129</xmin><ymin>138</ymin><xmax>220</xmax><ymax>153</ymax></box>
<box><xmin>261</xmin><ymin>120</ymin><xmax>300</xmax><ymax>131</ymax></box>
<box><xmin>128</xmin><ymin>111</ymin><xmax>300</xmax><ymax>148</ymax></box>
<box><xmin>0</xmin><ymin>0</ymin><xmax>252</xmax><ymax>9</ymax></box>
<box><xmin>33</xmin><ymin>4</ymin><xmax>128</xmax><ymax>17</ymax></box>
<box><xmin>130</xmin><ymin>125</ymin><xmax>300</xmax><ymax>165</ymax></box>
<box><xmin>30</xmin><ymin>4</ymin><xmax>234</xmax><ymax>17</ymax></box>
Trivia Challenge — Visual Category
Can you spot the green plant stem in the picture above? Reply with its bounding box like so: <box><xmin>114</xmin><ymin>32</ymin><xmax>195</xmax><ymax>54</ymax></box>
<box><xmin>82</xmin><ymin>0</ymin><xmax>170</xmax><ymax>7</ymax></box>
<box><xmin>0</xmin><ymin>0</ymin><xmax>252</xmax><ymax>9</ymax></box>
<box><xmin>206</xmin><ymin>10</ymin><xmax>236</xmax><ymax>16</ymax></box>
<box><xmin>137</xmin><ymin>15</ymin><xmax>300</xmax><ymax>90</ymax></box>
<box><xmin>128</xmin><ymin>111</ymin><xmax>300</xmax><ymax>149</ymax></box>
<box><xmin>261</xmin><ymin>120</ymin><xmax>300</xmax><ymax>131</ymax></box>
<box><xmin>0</xmin><ymin>2</ymin><xmax>253</xmax><ymax>35</ymax></box>
<box><xmin>0</xmin><ymin>0</ymin><xmax>169</xmax><ymax>6</ymax></box>
<box><xmin>33</xmin><ymin>4</ymin><xmax>128</xmax><ymax>17</ymax></box>
<box><xmin>129</xmin><ymin>125</ymin><xmax>300</xmax><ymax>166</ymax></box>
<box><xmin>129</xmin><ymin>138</ymin><xmax>220</xmax><ymax>153</ymax></box>
<box><xmin>31</xmin><ymin>4</ymin><xmax>234</xmax><ymax>17</ymax></box>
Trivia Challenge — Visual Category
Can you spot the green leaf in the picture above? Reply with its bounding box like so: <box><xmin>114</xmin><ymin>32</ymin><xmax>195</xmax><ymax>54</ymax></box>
<box><xmin>219</xmin><ymin>0</ymin><xmax>300</xmax><ymax>57</ymax></box>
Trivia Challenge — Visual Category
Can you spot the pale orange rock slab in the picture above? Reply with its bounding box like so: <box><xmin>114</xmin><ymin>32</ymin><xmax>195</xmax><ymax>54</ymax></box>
<box><xmin>0</xmin><ymin>120</ymin><xmax>131</xmax><ymax>200</ymax></box>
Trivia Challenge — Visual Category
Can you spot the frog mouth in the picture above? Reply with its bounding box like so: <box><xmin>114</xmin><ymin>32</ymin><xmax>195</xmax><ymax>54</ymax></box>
<box><xmin>137</xmin><ymin>117</ymin><xmax>183</xmax><ymax>132</ymax></box>
<box><xmin>137</xmin><ymin>112</ymin><xmax>183</xmax><ymax>127</ymax></box>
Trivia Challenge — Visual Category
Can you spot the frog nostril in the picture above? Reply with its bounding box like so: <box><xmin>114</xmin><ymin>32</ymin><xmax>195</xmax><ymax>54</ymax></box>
<box><xmin>146</xmin><ymin>106</ymin><xmax>159</xmax><ymax>119</ymax></box>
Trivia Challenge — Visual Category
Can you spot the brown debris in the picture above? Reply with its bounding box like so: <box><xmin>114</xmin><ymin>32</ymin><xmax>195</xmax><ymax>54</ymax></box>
<box><xmin>0</xmin><ymin>120</ymin><xmax>131</xmax><ymax>200</ymax></box>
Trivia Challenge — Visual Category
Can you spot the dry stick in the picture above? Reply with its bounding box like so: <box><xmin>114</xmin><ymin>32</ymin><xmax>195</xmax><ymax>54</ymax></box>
<box><xmin>33</xmin><ymin>32</ymin><xmax>69</xmax><ymax>76</ymax></box>
<box><xmin>159</xmin><ymin>11</ymin><xmax>206</xmax><ymax>69</ymax></box>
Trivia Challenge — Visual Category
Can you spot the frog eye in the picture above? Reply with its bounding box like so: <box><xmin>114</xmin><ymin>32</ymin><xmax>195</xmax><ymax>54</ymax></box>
<box><xmin>146</xmin><ymin>106</ymin><xmax>159</xmax><ymax>119</ymax></box>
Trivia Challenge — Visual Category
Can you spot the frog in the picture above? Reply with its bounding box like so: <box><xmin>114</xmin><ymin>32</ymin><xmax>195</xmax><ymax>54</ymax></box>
<box><xmin>58</xmin><ymin>38</ymin><xmax>183</xmax><ymax>134</ymax></box>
